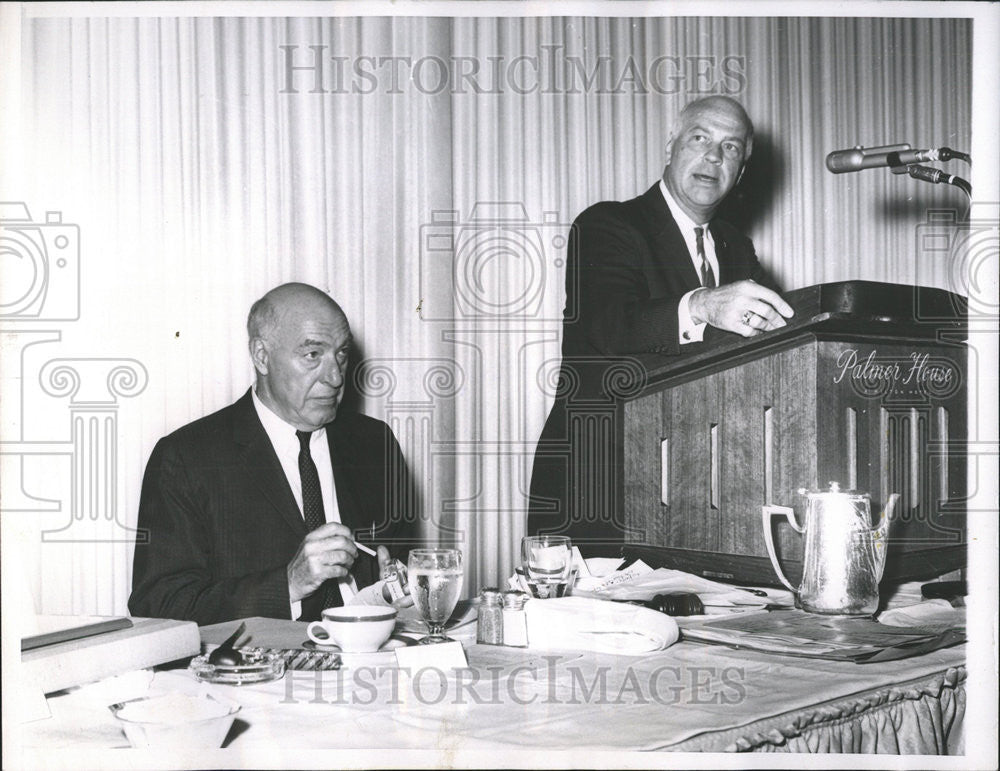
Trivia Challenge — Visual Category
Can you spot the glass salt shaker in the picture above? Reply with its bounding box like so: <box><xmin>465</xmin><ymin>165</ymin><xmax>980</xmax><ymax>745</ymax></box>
<box><xmin>501</xmin><ymin>590</ymin><xmax>529</xmax><ymax>647</ymax></box>
<box><xmin>477</xmin><ymin>588</ymin><xmax>504</xmax><ymax>645</ymax></box>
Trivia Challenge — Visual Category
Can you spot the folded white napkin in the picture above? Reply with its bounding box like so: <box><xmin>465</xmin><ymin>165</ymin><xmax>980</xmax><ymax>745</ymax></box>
<box><xmin>523</xmin><ymin>597</ymin><xmax>679</xmax><ymax>655</ymax></box>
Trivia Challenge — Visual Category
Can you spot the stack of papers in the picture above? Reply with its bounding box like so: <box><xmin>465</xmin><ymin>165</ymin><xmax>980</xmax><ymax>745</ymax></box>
<box><xmin>570</xmin><ymin>558</ymin><xmax>794</xmax><ymax>612</ymax></box>
<box><xmin>681</xmin><ymin>610</ymin><xmax>966</xmax><ymax>663</ymax></box>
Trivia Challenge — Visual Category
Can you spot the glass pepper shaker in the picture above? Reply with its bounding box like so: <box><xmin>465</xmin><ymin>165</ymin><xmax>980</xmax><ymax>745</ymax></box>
<box><xmin>477</xmin><ymin>588</ymin><xmax>504</xmax><ymax>645</ymax></box>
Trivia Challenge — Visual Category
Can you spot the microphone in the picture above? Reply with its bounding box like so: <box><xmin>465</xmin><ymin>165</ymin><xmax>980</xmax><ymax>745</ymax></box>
<box><xmin>825</xmin><ymin>144</ymin><xmax>911</xmax><ymax>173</ymax></box>
<box><xmin>826</xmin><ymin>145</ymin><xmax>959</xmax><ymax>173</ymax></box>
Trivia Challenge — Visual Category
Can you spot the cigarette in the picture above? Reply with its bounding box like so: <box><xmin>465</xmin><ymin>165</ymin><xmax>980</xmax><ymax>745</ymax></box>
<box><xmin>355</xmin><ymin>540</ymin><xmax>377</xmax><ymax>557</ymax></box>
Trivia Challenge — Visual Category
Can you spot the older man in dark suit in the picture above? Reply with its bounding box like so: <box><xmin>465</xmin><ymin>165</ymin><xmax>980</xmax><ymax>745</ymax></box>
<box><xmin>528</xmin><ymin>96</ymin><xmax>794</xmax><ymax>554</ymax></box>
<box><xmin>129</xmin><ymin>283</ymin><xmax>416</xmax><ymax>624</ymax></box>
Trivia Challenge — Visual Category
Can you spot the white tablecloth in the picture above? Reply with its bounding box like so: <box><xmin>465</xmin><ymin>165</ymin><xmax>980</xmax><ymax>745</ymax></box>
<box><xmin>10</xmin><ymin>616</ymin><xmax>966</xmax><ymax>767</ymax></box>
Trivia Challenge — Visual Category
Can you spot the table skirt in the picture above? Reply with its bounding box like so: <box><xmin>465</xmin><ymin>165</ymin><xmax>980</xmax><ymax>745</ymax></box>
<box><xmin>671</xmin><ymin>666</ymin><xmax>965</xmax><ymax>753</ymax></box>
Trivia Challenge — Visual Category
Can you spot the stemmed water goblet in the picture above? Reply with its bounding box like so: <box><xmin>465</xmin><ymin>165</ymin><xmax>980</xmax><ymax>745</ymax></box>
<box><xmin>406</xmin><ymin>549</ymin><xmax>464</xmax><ymax>644</ymax></box>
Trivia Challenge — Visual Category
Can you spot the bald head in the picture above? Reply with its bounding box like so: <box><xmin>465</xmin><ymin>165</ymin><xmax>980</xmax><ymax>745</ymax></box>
<box><xmin>248</xmin><ymin>283</ymin><xmax>352</xmax><ymax>431</ymax></box>
<box><xmin>662</xmin><ymin>96</ymin><xmax>754</xmax><ymax>223</ymax></box>
<box><xmin>247</xmin><ymin>283</ymin><xmax>347</xmax><ymax>344</ymax></box>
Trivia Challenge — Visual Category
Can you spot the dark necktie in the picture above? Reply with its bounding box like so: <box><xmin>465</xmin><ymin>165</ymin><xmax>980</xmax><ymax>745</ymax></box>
<box><xmin>695</xmin><ymin>226</ymin><xmax>716</xmax><ymax>288</ymax></box>
<box><xmin>296</xmin><ymin>430</ymin><xmax>343</xmax><ymax>619</ymax></box>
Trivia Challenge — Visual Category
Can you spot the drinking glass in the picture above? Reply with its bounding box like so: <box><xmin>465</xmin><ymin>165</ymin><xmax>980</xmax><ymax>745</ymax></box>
<box><xmin>406</xmin><ymin>549</ymin><xmax>464</xmax><ymax>645</ymax></box>
<box><xmin>521</xmin><ymin>535</ymin><xmax>573</xmax><ymax>598</ymax></box>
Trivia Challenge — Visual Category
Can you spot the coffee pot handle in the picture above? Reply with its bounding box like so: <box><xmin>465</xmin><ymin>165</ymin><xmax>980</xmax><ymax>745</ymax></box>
<box><xmin>873</xmin><ymin>493</ymin><xmax>901</xmax><ymax>541</ymax></box>
<box><xmin>761</xmin><ymin>505</ymin><xmax>803</xmax><ymax>593</ymax></box>
<box><xmin>872</xmin><ymin>493</ymin><xmax>901</xmax><ymax>581</ymax></box>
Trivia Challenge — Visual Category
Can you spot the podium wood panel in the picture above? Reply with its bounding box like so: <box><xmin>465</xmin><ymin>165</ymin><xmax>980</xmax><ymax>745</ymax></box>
<box><xmin>621</xmin><ymin>283</ymin><xmax>967</xmax><ymax>585</ymax></box>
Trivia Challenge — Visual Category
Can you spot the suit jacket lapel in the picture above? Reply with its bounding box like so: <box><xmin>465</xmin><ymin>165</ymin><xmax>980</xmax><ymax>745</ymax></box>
<box><xmin>326</xmin><ymin>424</ymin><xmax>364</xmax><ymax>537</ymax></box>
<box><xmin>708</xmin><ymin>222</ymin><xmax>732</xmax><ymax>285</ymax></box>
<box><xmin>637</xmin><ymin>184</ymin><xmax>702</xmax><ymax>290</ymax></box>
<box><xmin>232</xmin><ymin>390</ymin><xmax>308</xmax><ymax>539</ymax></box>
<box><xmin>326</xmin><ymin>424</ymin><xmax>378</xmax><ymax>588</ymax></box>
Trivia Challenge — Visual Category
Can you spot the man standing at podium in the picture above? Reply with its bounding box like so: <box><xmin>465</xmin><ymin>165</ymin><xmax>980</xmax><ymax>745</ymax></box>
<box><xmin>528</xmin><ymin>95</ymin><xmax>793</xmax><ymax>554</ymax></box>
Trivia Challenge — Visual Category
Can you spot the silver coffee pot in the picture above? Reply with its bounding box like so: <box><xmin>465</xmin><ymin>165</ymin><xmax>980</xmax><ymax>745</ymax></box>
<box><xmin>762</xmin><ymin>483</ymin><xmax>900</xmax><ymax>616</ymax></box>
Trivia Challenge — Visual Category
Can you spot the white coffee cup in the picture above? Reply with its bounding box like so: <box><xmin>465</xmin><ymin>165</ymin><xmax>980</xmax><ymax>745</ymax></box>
<box><xmin>306</xmin><ymin>605</ymin><xmax>397</xmax><ymax>652</ymax></box>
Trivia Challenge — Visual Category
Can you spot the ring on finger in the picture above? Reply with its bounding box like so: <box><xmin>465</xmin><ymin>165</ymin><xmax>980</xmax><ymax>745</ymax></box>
<box><xmin>742</xmin><ymin>310</ymin><xmax>755</xmax><ymax>326</ymax></box>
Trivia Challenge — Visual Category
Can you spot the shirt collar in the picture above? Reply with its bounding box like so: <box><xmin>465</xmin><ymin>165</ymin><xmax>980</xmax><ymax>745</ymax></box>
<box><xmin>658</xmin><ymin>178</ymin><xmax>709</xmax><ymax>233</ymax></box>
<box><xmin>251</xmin><ymin>387</ymin><xmax>326</xmax><ymax>452</ymax></box>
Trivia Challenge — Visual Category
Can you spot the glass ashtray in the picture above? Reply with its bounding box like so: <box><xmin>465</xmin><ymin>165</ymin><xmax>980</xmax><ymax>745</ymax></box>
<box><xmin>189</xmin><ymin>649</ymin><xmax>285</xmax><ymax>685</ymax></box>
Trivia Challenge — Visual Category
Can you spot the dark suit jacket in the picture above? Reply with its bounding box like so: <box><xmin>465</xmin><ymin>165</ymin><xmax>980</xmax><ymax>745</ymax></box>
<box><xmin>562</xmin><ymin>182</ymin><xmax>766</xmax><ymax>360</ymax></box>
<box><xmin>528</xmin><ymin>183</ymin><xmax>770</xmax><ymax>553</ymax></box>
<box><xmin>129</xmin><ymin>390</ymin><xmax>416</xmax><ymax>625</ymax></box>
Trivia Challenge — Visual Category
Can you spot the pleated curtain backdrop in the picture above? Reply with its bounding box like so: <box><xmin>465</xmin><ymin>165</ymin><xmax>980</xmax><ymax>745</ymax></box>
<box><xmin>6</xmin><ymin>14</ymin><xmax>971</xmax><ymax>614</ymax></box>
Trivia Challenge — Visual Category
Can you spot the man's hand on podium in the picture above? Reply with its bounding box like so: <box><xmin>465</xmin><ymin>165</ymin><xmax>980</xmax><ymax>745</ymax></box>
<box><xmin>690</xmin><ymin>279</ymin><xmax>794</xmax><ymax>337</ymax></box>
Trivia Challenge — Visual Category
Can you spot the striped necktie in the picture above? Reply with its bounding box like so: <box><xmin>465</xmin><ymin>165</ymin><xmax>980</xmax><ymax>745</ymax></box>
<box><xmin>695</xmin><ymin>226</ymin><xmax>716</xmax><ymax>288</ymax></box>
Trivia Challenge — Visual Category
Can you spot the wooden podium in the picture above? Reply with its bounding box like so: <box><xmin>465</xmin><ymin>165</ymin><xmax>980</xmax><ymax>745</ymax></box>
<box><xmin>619</xmin><ymin>281</ymin><xmax>968</xmax><ymax>585</ymax></box>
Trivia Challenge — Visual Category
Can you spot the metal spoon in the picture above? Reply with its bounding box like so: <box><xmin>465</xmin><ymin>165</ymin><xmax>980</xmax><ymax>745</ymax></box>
<box><xmin>208</xmin><ymin>621</ymin><xmax>246</xmax><ymax>666</ymax></box>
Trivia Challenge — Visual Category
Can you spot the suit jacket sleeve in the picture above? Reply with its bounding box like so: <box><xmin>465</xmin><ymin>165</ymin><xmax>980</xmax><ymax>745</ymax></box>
<box><xmin>568</xmin><ymin>203</ymin><xmax>685</xmax><ymax>356</ymax></box>
<box><xmin>128</xmin><ymin>436</ymin><xmax>294</xmax><ymax>625</ymax></box>
<box><xmin>566</xmin><ymin>196</ymin><xmax>769</xmax><ymax>357</ymax></box>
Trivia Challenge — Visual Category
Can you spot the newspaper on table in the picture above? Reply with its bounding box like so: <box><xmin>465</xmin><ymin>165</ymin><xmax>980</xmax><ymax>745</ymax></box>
<box><xmin>680</xmin><ymin>609</ymin><xmax>966</xmax><ymax>663</ymax></box>
<box><xmin>564</xmin><ymin>553</ymin><xmax>795</xmax><ymax>611</ymax></box>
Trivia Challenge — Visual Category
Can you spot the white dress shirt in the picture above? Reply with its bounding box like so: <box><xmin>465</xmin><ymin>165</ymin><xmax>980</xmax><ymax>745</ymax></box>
<box><xmin>659</xmin><ymin>179</ymin><xmax>720</xmax><ymax>344</ymax></box>
<box><xmin>251</xmin><ymin>388</ymin><xmax>360</xmax><ymax>615</ymax></box>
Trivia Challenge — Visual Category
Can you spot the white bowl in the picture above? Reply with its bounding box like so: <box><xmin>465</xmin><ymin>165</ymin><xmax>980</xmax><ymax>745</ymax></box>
<box><xmin>307</xmin><ymin>605</ymin><xmax>397</xmax><ymax>652</ymax></box>
<box><xmin>110</xmin><ymin>692</ymin><xmax>239</xmax><ymax>749</ymax></box>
